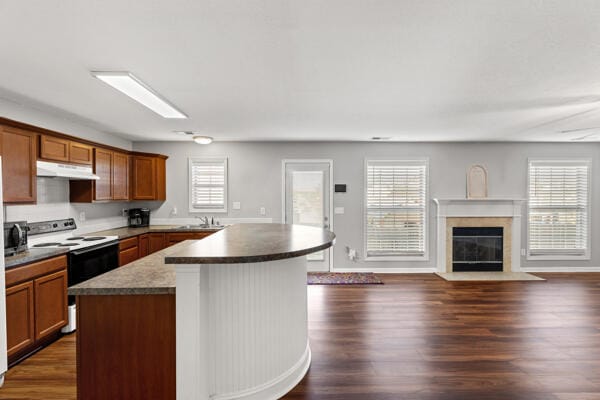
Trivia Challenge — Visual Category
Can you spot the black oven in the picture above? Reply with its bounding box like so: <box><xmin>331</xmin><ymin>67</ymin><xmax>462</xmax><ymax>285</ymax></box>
<box><xmin>67</xmin><ymin>240</ymin><xmax>119</xmax><ymax>305</ymax></box>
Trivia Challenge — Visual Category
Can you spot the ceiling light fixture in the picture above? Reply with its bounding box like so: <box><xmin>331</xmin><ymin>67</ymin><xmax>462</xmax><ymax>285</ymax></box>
<box><xmin>91</xmin><ymin>71</ymin><xmax>187</xmax><ymax>119</ymax></box>
<box><xmin>193</xmin><ymin>136</ymin><xmax>213</xmax><ymax>145</ymax></box>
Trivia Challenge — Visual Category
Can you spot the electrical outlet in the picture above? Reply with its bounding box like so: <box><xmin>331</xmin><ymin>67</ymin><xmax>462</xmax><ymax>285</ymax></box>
<box><xmin>122</xmin><ymin>209</ymin><xmax>128</xmax><ymax>217</ymax></box>
<box><xmin>172</xmin><ymin>206</ymin><xmax>178</xmax><ymax>216</ymax></box>
<box><xmin>260</xmin><ymin>207</ymin><xmax>266</xmax><ymax>215</ymax></box>
<box><xmin>79</xmin><ymin>211</ymin><xmax>86</xmax><ymax>222</ymax></box>
<box><xmin>233</xmin><ymin>202</ymin><xmax>241</xmax><ymax>210</ymax></box>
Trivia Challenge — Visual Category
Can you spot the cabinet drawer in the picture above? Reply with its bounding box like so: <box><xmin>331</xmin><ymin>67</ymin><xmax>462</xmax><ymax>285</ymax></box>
<box><xmin>6</xmin><ymin>255</ymin><xmax>67</xmax><ymax>287</ymax></box>
<box><xmin>119</xmin><ymin>246</ymin><xmax>139</xmax><ymax>267</ymax></box>
<box><xmin>119</xmin><ymin>236</ymin><xmax>139</xmax><ymax>251</ymax></box>
<box><xmin>34</xmin><ymin>269</ymin><xmax>68</xmax><ymax>341</ymax></box>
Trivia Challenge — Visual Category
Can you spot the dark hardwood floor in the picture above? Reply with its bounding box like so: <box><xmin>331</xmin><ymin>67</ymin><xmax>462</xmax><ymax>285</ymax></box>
<box><xmin>1</xmin><ymin>273</ymin><xmax>599</xmax><ymax>399</ymax></box>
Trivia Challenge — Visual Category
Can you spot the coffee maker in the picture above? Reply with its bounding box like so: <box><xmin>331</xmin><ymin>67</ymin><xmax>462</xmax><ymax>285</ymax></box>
<box><xmin>128</xmin><ymin>208</ymin><xmax>150</xmax><ymax>227</ymax></box>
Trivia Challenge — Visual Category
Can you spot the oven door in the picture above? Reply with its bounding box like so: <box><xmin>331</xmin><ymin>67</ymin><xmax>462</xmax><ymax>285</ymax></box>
<box><xmin>68</xmin><ymin>241</ymin><xmax>119</xmax><ymax>287</ymax></box>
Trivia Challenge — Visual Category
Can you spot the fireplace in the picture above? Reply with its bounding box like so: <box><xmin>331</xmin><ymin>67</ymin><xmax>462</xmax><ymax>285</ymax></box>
<box><xmin>452</xmin><ymin>227</ymin><xmax>503</xmax><ymax>271</ymax></box>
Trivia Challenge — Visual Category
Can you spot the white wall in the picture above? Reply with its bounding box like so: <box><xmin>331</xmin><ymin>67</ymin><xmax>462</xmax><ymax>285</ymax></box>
<box><xmin>134</xmin><ymin>140</ymin><xmax>600</xmax><ymax>272</ymax></box>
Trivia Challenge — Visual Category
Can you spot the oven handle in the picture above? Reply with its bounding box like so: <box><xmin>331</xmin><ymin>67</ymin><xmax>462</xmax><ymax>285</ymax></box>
<box><xmin>69</xmin><ymin>240</ymin><xmax>119</xmax><ymax>256</ymax></box>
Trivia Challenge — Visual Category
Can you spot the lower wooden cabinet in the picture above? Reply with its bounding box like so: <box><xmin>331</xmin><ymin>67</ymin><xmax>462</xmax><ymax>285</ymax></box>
<box><xmin>149</xmin><ymin>233</ymin><xmax>167</xmax><ymax>253</ymax></box>
<box><xmin>139</xmin><ymin>234</ymin><xmax>149</xmax><ymax>258</ymax></box>
<box><xmin>34</xmin><ymin>269</ymin><xmax>68</xmax><ymax>341</ymax></box>
<box><xmin>166</xmin><ymin>232</ymin><xmax>213</xmax><ymax>246</ymax></box>
<box><xmin>5</xmin><ymin>255</ymin><xmax>68</xmax><ymax>365</ymax></box>
<box><xmin>119</xmin><ymin>231</ymin><xmax>218</xmax><ymax>265</ymax></box>
<box><xmin>5</xmin><ymin>281</ymin><xmax>35</xmax><ymax>357</ymax></box>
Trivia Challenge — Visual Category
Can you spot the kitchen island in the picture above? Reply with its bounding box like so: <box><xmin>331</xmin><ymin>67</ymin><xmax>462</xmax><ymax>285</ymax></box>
<box><xmin>69</xmin><ymin>223</ymin><xmax>335</xmax><ymax>400</ymax></box>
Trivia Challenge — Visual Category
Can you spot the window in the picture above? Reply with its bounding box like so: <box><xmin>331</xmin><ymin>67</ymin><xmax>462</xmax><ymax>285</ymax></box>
<box><xmin>365</xmin><ymin>159</ymin><xmax>428</xmax><ymax>259</ymax></box>
<box><xmin>528</xmin><ymin>159</ymin><xmax>591</xmax><ymax>259</ymax></box>
<box><xmin>189</xmin><ymin>158</ymin><xmax>228</xmax><ymax>213</ymax></box>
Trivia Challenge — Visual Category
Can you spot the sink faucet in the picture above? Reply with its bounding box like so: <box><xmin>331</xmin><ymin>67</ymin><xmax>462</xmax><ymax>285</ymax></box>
<box><xmin>195</xmin><ymin>216</ymin><xmax>209</xmax><ymax>225</ymax></box>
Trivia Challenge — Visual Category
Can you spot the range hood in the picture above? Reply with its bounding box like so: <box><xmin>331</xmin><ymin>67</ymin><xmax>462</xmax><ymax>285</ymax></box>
<box><xmin>36</xmin><ymin>160</ymin><xmax>100</xmax><ymax>180</ymax></box>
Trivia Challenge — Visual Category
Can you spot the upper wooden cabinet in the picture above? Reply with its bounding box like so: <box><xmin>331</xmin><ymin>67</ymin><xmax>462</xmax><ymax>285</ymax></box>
<box><xmin>70</xmin><ymin>149</ymin><xmax>130</xmax><ymax>202</ymax></box>
<box><xmin>39</xmin><ymin>135</ymin><xmax>69</xmax><ymax>162</ymax></box>
<box><xmin>131</xmin><ymin>155</ymin><xmax>167</xmax><ymax>201</ymax></box>
<box><xmin>1</xmin><ymin>126</ymin><xmax>37</xmax><ymax>203</ymax></box>
<box><xmin>94</xmin><ymin>148</ymin><xmax>113</xmax><ymax>201</ymax></box>
<box><xmin>69</xmin><ymin>142</ymin><xmax>93</xmax><ymax>165</ymax></box>
<box><xmin>112</xmin><ymin>152</ymin><xmax>130</xmax><ymax>201</ymax></box>
<box><xmin>39</xmin><ymin>134</ymin><xmax>93</xmax><ymax>166</ymax></box>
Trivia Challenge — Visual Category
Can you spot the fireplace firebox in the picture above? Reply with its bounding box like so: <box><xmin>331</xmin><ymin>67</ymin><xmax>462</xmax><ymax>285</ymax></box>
<box><xmin>452</xmin><ymin>227</ymin><xmax>503</xmax><ymax>272</ymax></box>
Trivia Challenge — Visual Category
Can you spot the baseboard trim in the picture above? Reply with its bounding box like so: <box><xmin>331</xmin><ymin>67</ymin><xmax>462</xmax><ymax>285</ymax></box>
<box><xmin>331</xmin><ymin>267</ymin><xmax>437</xmax><ymax>273</ymax></box>
<box><xmin>521</xmin><ymin>267</ymin><xmax>600</xmax><ymax>272</ymax></box>
<box><xmin>213</xmin><ymin>343</ymin><xmax>311</xmax><ymax>400</ymax></box>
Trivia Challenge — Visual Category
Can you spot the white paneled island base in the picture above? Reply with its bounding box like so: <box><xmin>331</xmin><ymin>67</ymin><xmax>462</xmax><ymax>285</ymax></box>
<box><xmin>166</xmin><ymin>224</ymin><xmax>336</xmax><ymax>400</ymax></box>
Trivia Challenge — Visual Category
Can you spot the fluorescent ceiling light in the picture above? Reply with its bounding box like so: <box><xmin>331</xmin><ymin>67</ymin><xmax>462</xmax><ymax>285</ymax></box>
<box><xmin>91</xmin><ymin>71</ymin><xmax>187</xmax><ymax>119</ymax></box>
<box><xmin>193</xmin><ymin>136</ymin><xmax>213</xmax><ymax>145</ymax></box>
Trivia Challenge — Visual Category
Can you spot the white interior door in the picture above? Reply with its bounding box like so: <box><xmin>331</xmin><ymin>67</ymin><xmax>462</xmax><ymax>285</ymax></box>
<box><xmin>284</xmin><ymin>161</ymin><xmax>332</xmax><ymax>272</ymax></box>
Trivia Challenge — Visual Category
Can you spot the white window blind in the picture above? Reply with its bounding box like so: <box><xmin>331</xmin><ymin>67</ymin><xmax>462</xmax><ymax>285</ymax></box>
<box><xmin>366</xmin><ymin>160</ymin><xmax>427</xmax><ymax>258</ymax></box>
<box><xmin>528</xmin><ymin>160</ymin><xmax>590</xmax><ymax>257</ymax></box>
<box><xmin>189</xmin><ymin>158</ymin><xmax>228</xmax><ymax>212</ymax></box>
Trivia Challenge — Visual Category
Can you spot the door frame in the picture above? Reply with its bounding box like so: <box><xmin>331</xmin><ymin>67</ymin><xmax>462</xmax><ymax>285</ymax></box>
<box><xmin>281</xmin><ymin>159</ymin><xmax>334</xmax><ymax>272</ymax></box>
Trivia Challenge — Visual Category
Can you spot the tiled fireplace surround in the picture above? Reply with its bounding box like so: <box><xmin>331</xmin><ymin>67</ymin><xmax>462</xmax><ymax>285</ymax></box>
<box><xmin>433</xmin><ymin>199</ymin><xmax>526</xmax><ymax>273</ymax></box>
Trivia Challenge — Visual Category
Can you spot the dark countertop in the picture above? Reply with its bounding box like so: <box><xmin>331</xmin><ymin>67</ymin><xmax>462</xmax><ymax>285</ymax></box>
<box><xmin>165</xmin><ymin>223</ymin><xmax>336</xmax><ymax>264</ymax></box>
<box><xmin>88</xmin><ymin>225</ymin><xmax>222</xmax><ymax>240</ymax></box>
<box><xmin>67</xmin><ymin>241</ymin><xmax>191</xmax><ymax>295</ymax></box>
<box><xmin>5</xmin><ymin>247</ymin><xmax>70</xmax><ymax>269</ymax></box>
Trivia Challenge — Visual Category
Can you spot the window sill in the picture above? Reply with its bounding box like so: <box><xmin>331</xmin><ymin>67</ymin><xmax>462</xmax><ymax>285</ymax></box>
<box><xmin>189</xmin><ymin>209</ymin><xmax>228</xmax><ymax>214</ymax></box>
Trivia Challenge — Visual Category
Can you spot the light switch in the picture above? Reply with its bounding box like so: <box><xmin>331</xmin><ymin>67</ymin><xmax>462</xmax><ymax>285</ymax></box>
<box><xmin>233</xmin><ymin>202</ymin><xmax>241</xmax><ymax>210</ymax></box>
<box><xmin>334</xmin><ymin>207</ymin><xmax>345</xmax><ymax>215</ymax></box>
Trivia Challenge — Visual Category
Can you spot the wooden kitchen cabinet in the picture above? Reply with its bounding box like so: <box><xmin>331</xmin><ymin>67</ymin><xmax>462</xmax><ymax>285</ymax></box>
<box><xmin>149</xmin><ymin>233</ymin><xmax>167</xmax><ymax>253</ymax></box>
<box><xmin>70</xmin><ymin>148</ymin><xmax>130</xmax><ymax>202</ymax></box>
<box><xmin>94</xmin><ymin>148</ymin><xmax>113</xmax><ymax>201</ymax></box>
<box><xmin>34</xmin><ymin>269</ymin><xmax>68</xmax><ymax>341</ymax></box>
<box><xmin>139</xmin><ymin>234</ymin><xmax>149</xmax><ymax>258</ymax></box>
<box><xmin>112</xmin><ymin>152</ymin><xmax>129</xmax><ymax>200</ymax></box>
<box><xmin>69</xmin><ymin>141</ymin><xmax>93</xmax><ymax>165</ymax></box>
<box><xmin>130</xmin><ymin>155</ymin><xmax>167</xmax><ymax>200</ymax></box>
<box><xmin>4</xmin><ymin>255</ymin><xmax>68</xmax><ymax>365</ymax></box>
<box><xmin>166</xmin><ymin>232</ymin><xmax>214</xmax><ymax>246</ymax></box>
<box><xmin>39</xmin><ymin>135</ymin><xmax>69</xmax><ymax>162</ymax></box>
<box><xmin>131</xmin><ymin>156</ymin><xmax>156</xmax><ymax>200</ymax></box>
<box><xmin>5</xmin><ymin>281</ymin><xmax>35</xmax><ymax>357</ymax></box>
<box><xmin>39</xmin><ymin>134</ymin><xmax>93</xmax><ymax>165</ymax></box>
<box><xmin>1</xmin><ymin>125</ymin><xmax>37</xmax><ymax>203</ymax></box>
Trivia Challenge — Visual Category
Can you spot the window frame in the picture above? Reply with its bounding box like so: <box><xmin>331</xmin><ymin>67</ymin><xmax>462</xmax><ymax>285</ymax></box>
<box><xmin>526</xmin><ymin>158</ymin><xmax>592</xmax><ymax>261</ymax></box>
<box><xmin>363</xmin><ymin>158</ymin><xmax>429</xmax><ymax>262</ymax></box>
<box><xmin>188</xmin><ymin>157</ymin><xmax>228</xmax><ymax>213</ymax></box>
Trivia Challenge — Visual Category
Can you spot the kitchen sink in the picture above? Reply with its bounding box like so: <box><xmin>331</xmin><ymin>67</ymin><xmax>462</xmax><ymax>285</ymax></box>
<box><xmin>177</xmin><ymin>224</ymin><xmax>225</xmax><ymax>230</ymax></box>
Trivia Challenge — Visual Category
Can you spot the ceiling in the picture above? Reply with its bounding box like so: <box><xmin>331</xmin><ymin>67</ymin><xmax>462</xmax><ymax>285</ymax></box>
<box><xmin>2</xmin><ymin>0</ymin><xmax>600</xmax><ymax>142</ymax></box>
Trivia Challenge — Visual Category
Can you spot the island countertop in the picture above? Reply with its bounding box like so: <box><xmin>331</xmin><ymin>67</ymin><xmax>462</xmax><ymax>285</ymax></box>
<box><xmin>164</xmin><ymin>223</ymin><xmax>335</xmax><ymax>264</ymax></box>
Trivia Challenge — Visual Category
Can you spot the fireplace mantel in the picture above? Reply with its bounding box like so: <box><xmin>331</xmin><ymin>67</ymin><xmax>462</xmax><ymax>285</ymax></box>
<box><xmin>433</xmin><ymin>198</ymin><xmax>527</xmax><ymax>273</ymax></box>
